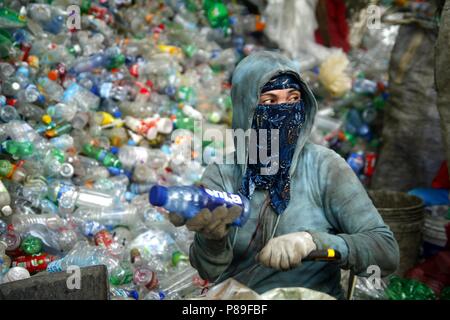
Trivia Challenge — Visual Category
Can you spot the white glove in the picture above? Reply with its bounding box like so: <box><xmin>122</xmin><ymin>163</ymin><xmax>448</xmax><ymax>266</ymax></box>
<box><xmin>257</xmin><ymin>232</ymin><xmax>317</xmax><ymax>271</ymax></box>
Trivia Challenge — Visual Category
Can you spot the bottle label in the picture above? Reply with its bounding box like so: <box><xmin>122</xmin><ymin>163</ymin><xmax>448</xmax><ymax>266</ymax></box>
<box><xmin>56</xmin><ymin>182</ymin><xmax>75</xmax><ymax>201</ymax></box>
<box><xmin>203</xmin><ymin>188</ymin><xmax>242</xmax><ymax>205</ymax></box>
<box><xmin>47</xmin><ymin>260</ymin><xmax>62</xmax><ymax>273</ymax></box>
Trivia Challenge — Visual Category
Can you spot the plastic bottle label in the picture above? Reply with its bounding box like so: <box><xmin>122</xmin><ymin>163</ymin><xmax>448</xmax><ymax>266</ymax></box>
<box><xmin>203</xmin><ymin>188</ymin><xmax>242</xmax><ymax>205</ymax></box>
<box><xmin>47</xmin><ymin>260</ymin><xmax>62</xmax><ymax>273</ymax></box>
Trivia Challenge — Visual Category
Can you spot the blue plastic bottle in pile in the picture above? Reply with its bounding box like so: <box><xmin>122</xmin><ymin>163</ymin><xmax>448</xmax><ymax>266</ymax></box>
<box><xmin>149</xmin><ymin>185</ymin><xmax>251</xmax><ymax>227</ymax></box>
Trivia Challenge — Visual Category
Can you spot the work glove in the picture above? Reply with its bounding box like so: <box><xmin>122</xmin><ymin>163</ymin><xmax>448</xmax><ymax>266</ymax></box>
<box><xmin>257</xmin><ymin>232</ymin><xmax>317</xmax><ymax>271</ymax></box>
<box><xmin>168</xmin><ymin>205</ymin><xmax>242</xmax><ymax>240</ymax></box>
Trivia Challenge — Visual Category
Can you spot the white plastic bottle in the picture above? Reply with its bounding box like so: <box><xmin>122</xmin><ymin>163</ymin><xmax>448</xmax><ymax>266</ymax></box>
<box><xmin>0</xmin><ymin>180</ymin><xmax>12</xmax><ymax>216</ymax></box>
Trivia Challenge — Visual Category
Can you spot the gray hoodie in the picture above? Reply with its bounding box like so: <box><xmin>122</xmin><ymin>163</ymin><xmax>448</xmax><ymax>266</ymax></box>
<box><xmin>190</xmin><ymin>51</ymin><xmax>399</xmax><ymax>299</ymax></box>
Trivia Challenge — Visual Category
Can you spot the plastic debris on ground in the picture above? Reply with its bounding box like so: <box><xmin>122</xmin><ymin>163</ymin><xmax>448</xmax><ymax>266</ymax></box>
<box><xmin>0</xmin><ymin>0</ymin><xmax>269</xmax><ymax>300</ymax></box>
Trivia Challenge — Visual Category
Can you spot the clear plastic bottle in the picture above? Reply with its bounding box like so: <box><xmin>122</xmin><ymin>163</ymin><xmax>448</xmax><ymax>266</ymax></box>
<box><xmin>46</xmin><ymin>241</ymin><xmax>120</xmax><ymax>273</ymax></box>
<box><xmin>68</xmin><ymin>47</ymin><xmax>124</xmax><ymax>75</ymax></box>
<box><xmin>0</xmin><ymin>105</ymin><xmax>21</xmax><ymax>122</ymax></box>
<box><xmin>21</xmin><ymin>175</ymin><xmax>47</xmax><ymax>207</ymax></box>
<box><xmin>62</xmin><ymin>82</ymin><xmax>100</xmax><ymax>112</ymax></box>
<box><xmin>16</xmin><ymin>101</ymin><xmax>46</xmax><ymax>122</ymax></box>
<box><xmin>118</xmin><ymin>145</ymin><xmax>166</xmax><ymax>169</ymax></box>
<box><xmin>147</xmin><ymin>267</ymin><xmax>199</xmax><ymax>300</ymax></box>
<box><xmin>12</xmin><ymin>213</ymin><xmax>65</xmax><ymax>233</ymax></box>
<box><xmin>47</xmin><ymin>180</ymin><xmax>115</xmax><ymax>213</ymax></box>
<box><xmin>130</xmin><ymin>182</ymin><xmax>155</xmax><ymax>195</ymax></box>
<box><xmin>46</xmin><ymin>103</ymin><xmax>78</xmax><ymax>122</ymax></box>
<box><xmin>72</xmin><ymin>205</ymin><xmax>138</xmax><ymax>227</ymax></box>
<box><xmin>37</xmin><ymin>76</ymin><xmax>64</xmax><ymax>102</ymax></box>
<box><xmin>24</xmin><ymin>223</ymin><xmax>78</xmax><ymax>253</ymax></box>
<box><xmin>0</xmin><ymin>180</ymin><xmax>12</xmax><ymax>216</ymax></box>
<box><xmin>2</xmin><ymin>77</ymin><xmax>23</xmax><ymax>97</ymax></box>
<box><xmin>49</xmin><ymin>134</ymin><xmax>74</xmax><ymax>151</ymax></box>
<box><xmin>132</xmin><ymin>164</ymin><xmax>158</xmax><ymax>184</ymax></box>
<box><xmin>8</xmin><ymin>120</ymin><xmax>43</xmax><ymax>143</ymax></box>
<box><xmin>0</xmin><ymin>62</ymin><xmax>15</xmax><ymax>81</ymax></box>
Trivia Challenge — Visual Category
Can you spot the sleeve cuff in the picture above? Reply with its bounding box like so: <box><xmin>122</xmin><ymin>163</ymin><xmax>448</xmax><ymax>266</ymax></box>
<box><xmin>309</xmin><ymin>231</ymin><xmax>350</xmax><ymax>267</ymax></box>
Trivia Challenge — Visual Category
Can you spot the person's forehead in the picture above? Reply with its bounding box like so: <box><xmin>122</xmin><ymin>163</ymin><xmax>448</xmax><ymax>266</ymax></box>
<box><xmin>260</xmin><ymin>89</ymin><xmax>301</xmax><ymax>95</ymax></box>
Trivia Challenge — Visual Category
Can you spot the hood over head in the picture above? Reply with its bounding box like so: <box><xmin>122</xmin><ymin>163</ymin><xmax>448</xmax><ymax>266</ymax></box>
<box><xmin>231</xmin><ymin>51</ymin><xmax>318</xmax><ymax>177</ymax></box>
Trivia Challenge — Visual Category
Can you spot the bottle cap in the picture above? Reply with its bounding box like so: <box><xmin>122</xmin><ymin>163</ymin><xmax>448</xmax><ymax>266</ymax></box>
<box><xmin>1</xmin><ymin>205</ymin><xmax>13</xmax><ymax>216</ymax></box>
<box><xmin>42</xmin><ymin>114</ymin><xmax>52</xmax><ymax>124</ymax></box>
<box><xmin>60</xmin><ymin>163</ymin><xmax>74</xmax><ymax>178</ymax></box>
<box><xmin>149</xmin><ymin>185</ymin><xmax>168</xmax><ymax>207</ymax></box>
<box><xmin>110</xmin><ymin>146</ymin><xmax>119</xmax><ymax>155</ymax></box>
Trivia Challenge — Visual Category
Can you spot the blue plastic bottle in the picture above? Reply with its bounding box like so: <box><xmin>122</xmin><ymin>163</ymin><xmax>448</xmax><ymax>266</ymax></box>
<box><xmin>149</xmin><ymin>185</ymin><xmax>251</xmax><ymax>227</ymax></box>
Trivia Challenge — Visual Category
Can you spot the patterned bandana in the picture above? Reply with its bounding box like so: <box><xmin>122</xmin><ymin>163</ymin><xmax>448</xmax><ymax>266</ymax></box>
<box><xmin>261</xmin><ymin>73</ymin><xmax>301</xmax><ymax>93</ymax></box>
<box><xmin>240</xmin><ymin>73</ymin><xmax>306</xmax><ymax>214</ymax></box>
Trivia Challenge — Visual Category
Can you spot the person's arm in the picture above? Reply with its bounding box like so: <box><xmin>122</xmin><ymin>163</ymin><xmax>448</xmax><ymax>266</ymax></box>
<box><xmin>310</xmin><ymin>152</ymin><xmax>400</xmax><ymax>277</ymax></box>
<box><xmin>189</xmin><ymin>164</ymin><xmax>235</xmax><ymax>282</ymax></box>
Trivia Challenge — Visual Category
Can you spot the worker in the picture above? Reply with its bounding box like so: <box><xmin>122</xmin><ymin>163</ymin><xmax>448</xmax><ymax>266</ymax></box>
<box><xmin>168</xmin><ymin>51</ymin><xmax>399</xmax><ymax>299</ymax></box>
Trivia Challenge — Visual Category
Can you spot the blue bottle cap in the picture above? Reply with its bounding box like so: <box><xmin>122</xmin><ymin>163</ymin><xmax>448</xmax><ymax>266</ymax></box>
<box><xmin>108</xmin><ymin>167</ymin><xmax>120</xmax><ymax>175</ymax></box>
<box><xmin>129</xmin><ymin>290</ymin><xmax>139</xmax><ymax>300</ymax></box>
<box><xmin>124</xmin><ymin>170</ymin><xmax>133</xmax><ymax>180</ymax></box>
<box><xmin>149</xmin><ymin>185</ymin><xmax>168</xmax><ymax>207</ymax></box>
<box><xmin>109</xmin><ymin>147</ymin><xmax>119</xmax><ymax>155</ymax></box>
<box><xmin>91</xmin><ymin>84</ymin><xmax>100</xmax><ymax>96</ymax></box>
<box><xmin>110</xmin><ymin>146</ymin><xmax>119</xmax><ymax>155</ymax></box>
<box><xmin>113</xmin><ymin>111</ymin><xmax>122</xmax><ymax>118</ymax></box>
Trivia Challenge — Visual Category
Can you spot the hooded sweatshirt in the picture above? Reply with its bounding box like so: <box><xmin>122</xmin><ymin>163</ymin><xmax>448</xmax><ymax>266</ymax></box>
<box><xmin>190</xmin><ymin>51</ymin><xmax>399</xmax><ymax>299</ymax></box>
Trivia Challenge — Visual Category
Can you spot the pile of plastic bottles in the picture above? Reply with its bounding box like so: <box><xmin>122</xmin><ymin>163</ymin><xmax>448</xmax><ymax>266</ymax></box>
<box><xmin>306</xmin><ymin>15</ymin><xmax>397</xmax><ymax>187</ymax></box>
<box><xmin>312</xmin><ymin>72</ymin><xmax>388</xmax><ymax>187</ymax></box>
<box><xmin>0</xmin><ymin>0</ymin><xmax>268</xmax><ymax>300</ymax></box>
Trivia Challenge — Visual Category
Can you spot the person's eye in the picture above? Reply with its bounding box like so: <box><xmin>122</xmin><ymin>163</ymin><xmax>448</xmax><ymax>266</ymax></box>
<box><xmin>261</xmin><ymin>98</ymin><xmax>274</xmax><ymax>104</ymax></box>
<box><xmin>288</xmin><ymin>95</ymin><xmax>300</xmax><ymax>102</ymax></box>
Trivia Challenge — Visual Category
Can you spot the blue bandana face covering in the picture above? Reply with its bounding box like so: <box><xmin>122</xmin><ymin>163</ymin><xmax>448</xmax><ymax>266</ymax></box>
<box><xmin>240</xmin><ymin>74</ymin><xmax>306</xmax><ymax>214</ymax></box>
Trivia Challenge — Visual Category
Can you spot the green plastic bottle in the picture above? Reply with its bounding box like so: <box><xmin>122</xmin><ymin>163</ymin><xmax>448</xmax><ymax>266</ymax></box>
<box><xmin>204</xmin><ymin>0</ymin><xmax>229</xmax><ymax>29</ymax></box>
<box><xmin>0</xmin><ymin>7</ymin><xmax>27</xmax><ymax>28</ymax></box>
<box><xmin>174</xmin><ymin>110</ymin><xmax>195</xmax><ymax>132</ymax></box>
<box><xmin>1</xmin><ymin>140</ymin><xmax>34</xmax><ymax>158</ymax></box>
<box><xmin>385</xmin><ymin>276</ymin><xmax>436</xmax><ymax>300</ymax></box>
<box><xmin>108</xmin><ymin>53</ymin><xmax>125</xmax><ymax>70</ymax></box>
<box><xmin>109</xmin><ymin>262</ymin><xmax>133</xmax><ymax>286</ymax></box>
<box><xmin>0</xmin><ymin>30</ymin><xmax>14</xmax><ymax>59</ymax></box>
<box><xmin>82</xmin><ymin>144</ymin><xmax>122</xmax><ymax>169</ymax></box>
<box><xmin>0</xmin><ymin>160</ymin><xmax>14</xmax><ymax>178</ymax></box>
<box><xmin>172</xmin><ymin>251</ymin><xmax>189</xmax><ymax>267</ymax></box>
<box><xmin>80</xmin><ymin>0</ymin><xmax>92</xmax><ymax>14</ymax></box>
<box><xmin>20</xmin><ymin>236</ymin><xmax>43</xmax><ymax>255</ymax></box>
<box><xmin>176</xmin><ymin>86</ymin><xmax>196</xmax><ymax>104</ymax></box>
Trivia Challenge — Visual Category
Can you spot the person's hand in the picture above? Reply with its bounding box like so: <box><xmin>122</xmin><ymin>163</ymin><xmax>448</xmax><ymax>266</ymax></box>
<box><xmin>257</xmin><ymin>232</ymin><xmax>317</xmax><ymax>271</ymax></box>
<box><xmin>168</xmin><ymin>206</ymin><xmax>242</xmax><ymax>240</ymax></box>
